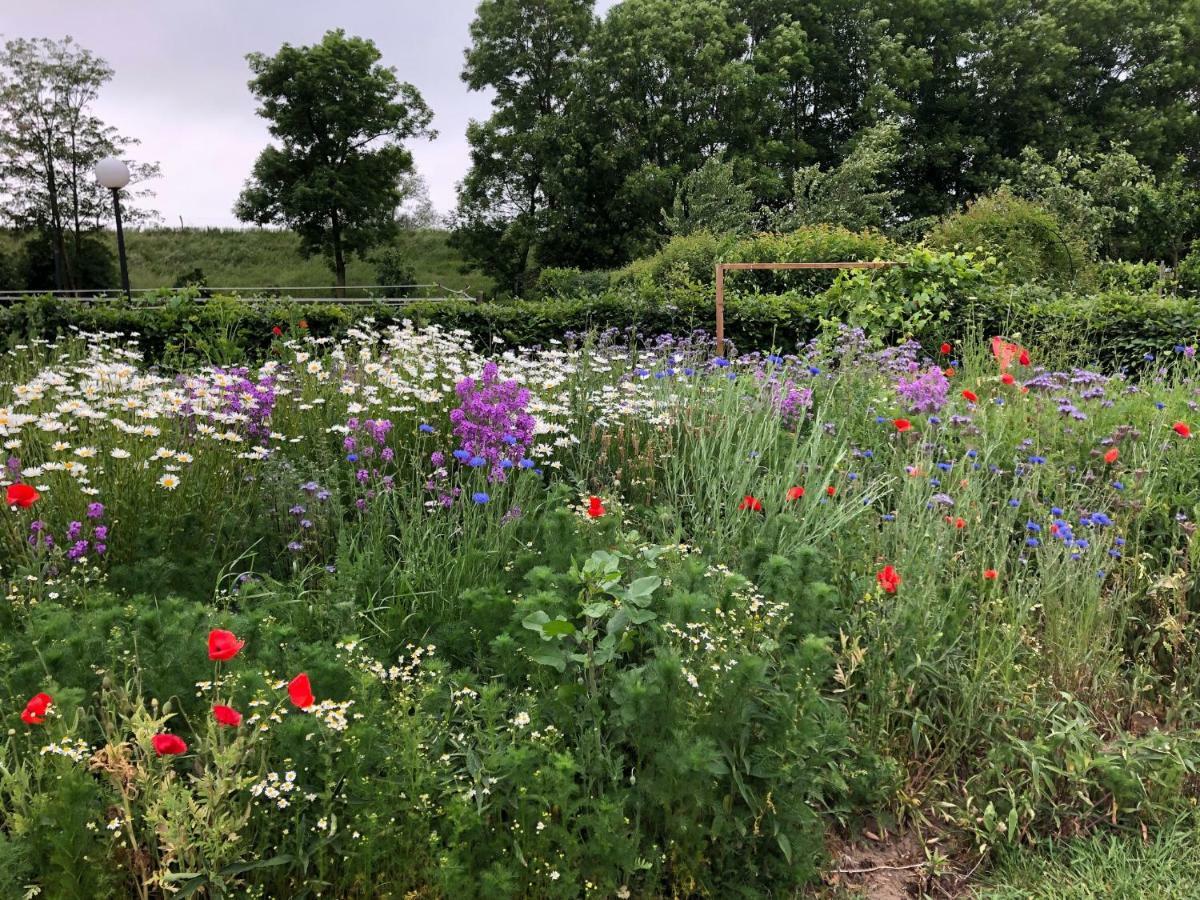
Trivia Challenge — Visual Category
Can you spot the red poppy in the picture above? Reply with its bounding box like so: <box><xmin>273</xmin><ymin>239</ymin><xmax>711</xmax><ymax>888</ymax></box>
<box><xmin>298</xmin><ymin>319</ymin><xmax>308</xmax><ymax>330</ymax></box>
<box><xmin>961</xmin><ymin>390</ymin><xmax>978</xmax><ymax>403</ymax></box>
<box><xmin>207</xmin><ymin>629</ymin><xmax>245</xmax><ymax>662</ymax></box>
<box><xmin>1104</xmin><ymin>447</ymin><xmax>1119</xmax><ymax>464</ymax></box>
<box><xmin>954</xmin><ymin>517</ymin><xmax>966</xmax><ymax>529</ymax></box>
<box><xmin>786</xmin><ymin>486</ymin><xmax>805</xmax><ymax>502</ymax></box>
<box><xmin>983</xmin><ymin>569</ymin><xmax>998</xmax><ymax>580</ymax></box>
<box><xmin>991</xmin><ymin>336</ymin><xmax>1029</xmax><ymax>372</ymax></box>
<box><xmin>586</xmin><ymin>496</ymin><xmax>606</xmax><ymax>518</ymax></box>
<box><xmin>893</xmin><ymin>418</ymin><xmax>912</xmax><ymax>432</ymax></box>
<box><xmin>20</xmin><ymin>692</ymin><xmax>52</xmax><ymax>725</ymax></box>
<box><xmin>1000</xmin><ymin>373</ymin><xmax>1015</xmax><ymax>385</ymax></box>
<box><xmin>825</xmin><ymin>485</ymin><xmax>836</xmax><ymax>497</ymax></box>
<box><xmin>152</xmin><ymin>733</ymin><xmax>188</xmax><ymax>756</ymax></box>
<box><xmin>288</xmin><ymin>673</ymin><xmax>315</xmax><ymax>708</ymax></box>
<box><xmin>876</xmin><ymin>565</ymin><xmax>901</xmax><ymax>594</ymax></box>
<box><xmin>1173</xmin><ymin>422</ymin><xmax>1192</xmax><ymax>439</ymax></box>
<box><xmin>6</xmin><ymin>484</ymin><xmax>39</xmax><ymax>509</ymax></box>
<box><xmin>212</xmin><ymin>704</ymin><xmax>242</xmax><ymax>727</ymax></box>
<box><xmin>272</xmin><ymin>326</ymin><xmax>283</xmax><ymax>337</ymax></box>
<box><xmin>939</xmin><ymin>342</ymin><xmax>952</xmax><ymax>355</ymax></box>
<box><xmin>738</xmin><ymin>495</ymin><xmax>763</xmax><ymax>512</ymax></box>
<box><xmin>944</xmin><ymin>367</ymin><xmax>955</xmax><ymax>378</ymax></box>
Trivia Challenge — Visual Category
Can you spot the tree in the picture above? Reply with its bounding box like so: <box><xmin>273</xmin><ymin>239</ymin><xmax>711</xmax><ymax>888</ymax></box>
<box><xmin>235</xmin><ymin>30</ymin><xmax>434</xmax><ymax>291</ymax></box>
<box><xmin>0</xmin><ymin>37</ymin><xmax>159</xmax><ymax>291</ymax></box>
<box><xmin>395</xmin><ymin>172</ymin><xmax>440</xmax><ymax>229</ymax></box>
<box><xmin>770</xmin><ymin>122</ymin><xmax>902</xmax><ymax>232</ymax></box>
<box><xmin>663</xmin><ymin>158</ymin><xmax>756</xmax><ymax>237</ymax></box>
<box><xmin>454</xmin><ymin>0</ymin><xmax>595</xmax><ymax>293</ymax></box>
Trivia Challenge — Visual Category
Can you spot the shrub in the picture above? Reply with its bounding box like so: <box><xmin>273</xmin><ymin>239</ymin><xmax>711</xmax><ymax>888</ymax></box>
<box><xmin>925</xmin><ymin>190</ymin><xmax>1092</xmax><ymax>288</ymax></box>
<box><xmin>372</xmin><ymin>246</ymin><xmax>417</xmax><ymax>297</ymax></box>
<box><xmin>532</xmin><ymin>266</ymin><xmax>613</xmax><ymax>299</ymax></box>
<box><xmin>1179</xmin><ymin>241</ymin><xmax>1200</xmax><ymax>296</ymax></box>
<box><xmin>1095</xmin><ymin>259</ymin><xmax>1163</xmax><ymax>294</ymax></box>
<box><xmin>725</xmin><ymin>225</ymin><xmax>900</xmax><ymax>294</ymax></box>
<box><xmin>617</xmin><ymin>230</ymin><xmax>731</xmax><ymax>288</ymax></box>
<box><xmin>18</xmin><ymin>230</ymin><xmax>119</xmax><ymax>292</ymax></box>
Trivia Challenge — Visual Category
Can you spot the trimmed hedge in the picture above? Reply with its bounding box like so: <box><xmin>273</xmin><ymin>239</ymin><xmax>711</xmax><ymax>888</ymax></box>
<box><xmin>1</xmin><ymin>281</ymin><xmax>1197</xmax><ymax>372</ymax></box>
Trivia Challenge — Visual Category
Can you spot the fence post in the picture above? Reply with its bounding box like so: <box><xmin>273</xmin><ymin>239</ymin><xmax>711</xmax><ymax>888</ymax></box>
<box><xmin>715</xmin><ymin>264</ymin><xmax>726</xmax><ymax>358</ymax></box>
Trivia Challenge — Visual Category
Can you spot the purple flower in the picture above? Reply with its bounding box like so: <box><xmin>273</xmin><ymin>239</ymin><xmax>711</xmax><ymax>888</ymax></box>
<box><xmin>896</xmin><ymin>366</ymin><xmax>950</xmax><ymax>414</ymax></box>
<box><xmin>449</xmin><ymin>362</ymin><xmax>537</xmax><ymax>483</ymax></box>
<box><xmin>86</xmin><ymin>502</ymin><xmax>105</xmax><ymax>519</ymax></box>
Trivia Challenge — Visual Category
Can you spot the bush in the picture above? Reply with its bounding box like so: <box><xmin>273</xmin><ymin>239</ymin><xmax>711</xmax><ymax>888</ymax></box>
<box><xmin>372</xmin><ymin>246</ymin><xmax>417</xmax><ymax>297</ymax></box>
<box><xmin>617</xmin><ymin>230</ymin><xmax>731</xmax><ymax>288</ymax></box>
<box><xmin>0</xmin><ymin>245</ymin><xmax>18</xmax><ymax>292</ymax></box>
<box><xmin>1179</xmin><ymin>241</ymin><xmax>1200</xmax><ymax>296</ymax></box>
<box><xmin>725</xmin><ymin>225</ymin><xmax>899</xmax><ymax>295</ymax></box>
<box><xmin>18</xmin><ymin>230</ymin><xmax>119</xmax><ymax>292</ymax></box>
<box><xmin>532</xmin><ymin>266</ymin><xmax>614</xmax><ymax>300</ymax></box>
<box><xmin>925</xmin><ymin>190</ymin><xmax>1092</xmax><ymax>288</ymax></box>
<box><xmin>1095</xmin><ymin>259</ymin><xmax>1163</xmax><ymax>294</ymax></box>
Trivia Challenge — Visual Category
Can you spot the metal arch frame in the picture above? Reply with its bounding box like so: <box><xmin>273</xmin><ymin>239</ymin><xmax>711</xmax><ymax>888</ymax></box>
<box><xmin>714</xmin><ymin>260</ymin><xmax>903</xmax><ymax>356</ymax></box>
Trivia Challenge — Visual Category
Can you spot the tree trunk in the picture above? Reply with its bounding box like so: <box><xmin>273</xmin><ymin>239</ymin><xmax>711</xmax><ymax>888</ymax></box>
<box><xmin>330</xmin><ymin>208</ymin><xmax>346</xmax><ymax>298</ymax></box>
<box><xmin>45</xmin><ymin>144</ymin><xmax>70</xmax><ymax>292</ymax></box>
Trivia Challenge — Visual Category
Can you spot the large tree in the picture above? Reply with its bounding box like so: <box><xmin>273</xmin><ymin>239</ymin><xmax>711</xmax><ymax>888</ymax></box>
<box><xmin>455</xmin><ymin>0</ymin><xmax>1200</xmax><ymax>280</ymax></box>
<box><xmin>0</xmin><ymin>36</ymin><xmax>158</xmax><ymax>291</ymax></box>
<box><xmin>236</xmin><ymin>30</ymin><xmax>434</xmax><ymax>291</ymax></box>
<box><xmin>454</xmin><ymin>0</ymin><xmax>595</xmax><ymax>293</ymax></box>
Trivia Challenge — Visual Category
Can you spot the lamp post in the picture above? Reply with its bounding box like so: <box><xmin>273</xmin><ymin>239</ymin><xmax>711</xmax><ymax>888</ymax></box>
<box><xmin>95</xmin><ymin>156</ymin><xmax>131</xmax><ymax>299</ymax></box>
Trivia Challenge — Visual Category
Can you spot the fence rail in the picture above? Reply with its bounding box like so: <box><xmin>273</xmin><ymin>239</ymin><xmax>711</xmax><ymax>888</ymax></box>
<box><xmin>0</xmin><ymin>283</ymin><xmax>479</xmax><ymax>304</ymax></box>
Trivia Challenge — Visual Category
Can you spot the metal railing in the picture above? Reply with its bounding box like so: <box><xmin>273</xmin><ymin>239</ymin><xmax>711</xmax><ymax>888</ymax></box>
<box><xmin>0</xmin><ymin>284</ymin><xmax>480</xmax><ymax>304</ymax></box>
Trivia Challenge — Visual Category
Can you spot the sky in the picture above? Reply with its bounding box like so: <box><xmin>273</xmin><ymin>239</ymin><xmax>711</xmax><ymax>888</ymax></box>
<box><xmin>3</xmin><ymin>0</ymin><xmax>620</xmax><ymax>228</ymax></box>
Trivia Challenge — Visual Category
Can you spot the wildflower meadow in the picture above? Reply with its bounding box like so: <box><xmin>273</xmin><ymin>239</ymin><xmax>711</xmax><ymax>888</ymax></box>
<box><xmin>1</xmin><ymin>319</ymin><xmax>1199</xmax><ymax>897</ymax></box>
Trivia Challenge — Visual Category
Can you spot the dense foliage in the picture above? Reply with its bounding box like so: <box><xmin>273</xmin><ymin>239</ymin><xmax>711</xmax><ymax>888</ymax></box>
<box><xmin>234</xmin><ymin>30</ymin><xmax>435</xmax><ymax>290</ymax></box>
<box><xmin>456</xmin><ymin>0</ymin><xmax>1200</xmax><ymax>283</ymax></box>
<box><xmin>1</xmin><ymin>315</ymin><xmax>1198</xmax><ymax>895</ymax></box>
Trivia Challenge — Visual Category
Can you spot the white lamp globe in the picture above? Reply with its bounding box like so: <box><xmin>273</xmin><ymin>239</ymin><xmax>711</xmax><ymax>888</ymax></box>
<box><xmin>95</xmin><ymin>156</ymin><xmax>131</xmax><ymax>189</ymax></box>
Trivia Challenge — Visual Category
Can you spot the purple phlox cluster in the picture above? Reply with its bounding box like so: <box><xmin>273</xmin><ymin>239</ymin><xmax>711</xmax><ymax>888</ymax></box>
<box><xmin>895</xmin><ymin>364</ymin><xmax>950</xmax><ymax>414</ymax></box>
<box><xmin>34</xmin><ymin>501</ymin><xmax>108</xmax><ymax>561</ymax></box>
<box><xmin>449</xmin><ymin>362</ymin><xmax>536</xmax><ymax>483</ymax></box>
<box><xmin>180</xmin><ymin>367</ymin><xmax>277</xmax><ymax>443</ymax></box>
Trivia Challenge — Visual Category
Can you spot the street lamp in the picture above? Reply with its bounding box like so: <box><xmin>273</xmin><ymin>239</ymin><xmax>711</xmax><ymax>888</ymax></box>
<box><xmin>95</xmin><ymin>156</ymin><xmax>132</xmax><ymax>299</ymax></box>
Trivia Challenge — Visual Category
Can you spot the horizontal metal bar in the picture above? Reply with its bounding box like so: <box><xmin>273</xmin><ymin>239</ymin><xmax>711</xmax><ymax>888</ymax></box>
<box><xmin>717</xmin><ymin>261</ymin><xmax>903</xmax><ymax>271</ymax></box>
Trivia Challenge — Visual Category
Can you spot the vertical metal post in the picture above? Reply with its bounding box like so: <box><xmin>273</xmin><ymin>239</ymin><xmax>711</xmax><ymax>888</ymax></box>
<box><xmin>112</xmin><ymin>188</ymin><xmax>131</xmax><ymax>300</ymax></box>
<box><xmin>714</xmin><ymin>263</ymin><xmax>725</xmax><ymax>358</ymax></box>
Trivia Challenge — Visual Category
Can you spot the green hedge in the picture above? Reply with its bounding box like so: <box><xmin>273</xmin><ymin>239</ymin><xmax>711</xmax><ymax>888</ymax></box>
<box><xmin>1</xmin><ymin>281</ymin><xmax>1196</xmax><ymax>372</ymax></box>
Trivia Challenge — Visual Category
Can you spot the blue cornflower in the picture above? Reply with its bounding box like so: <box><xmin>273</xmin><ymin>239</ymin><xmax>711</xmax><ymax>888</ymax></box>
<box><xmin>419</xmin><ymin>423</ymin><xmax>435</xmax><ymax>434</ymax></box>
<box><xmin>503</xmin><ymin>434</ymin><xmax>517</xmax><ymax>445</ymax></box>
<box><xmin>1026</xmin><ymin>521</ymin><xmax>1042</xmax><ymax>532</ymax></box>
<box><xmin>875</xmin><ymin>416</ymin><xmax>887</xmax><ymax>424</ymax></box>
<box><xmin>713</xmin><ymin>358</ymin><xmax>730</xmax><ymax>368</ymax></box>
<box><xmin>929</xmin><ymin>416</ymin><xmax>941</xmax><ymax>425</ymax></box>
<box><xmin>967</xmin><ymin>449</ymin><xmax>978</xmax><ymax>458</ymax></box>
<box><xmin>1114</xmin><ymin>537</ymin><xmax>1125</xmax><ymax>546</ymax></box>
<box><xmin>848</xmin><ymin>472</ymin><xmax>858</xmax><ymax>481</ymax></box>
<box><xmin>518</xmin><ymin>458</ymin><xmax>535</xmax><ymax>469</ymax></box>
<box><xmin>1156</xmin><ymin>402</ymin><xmax>1166</xmax><ymax>410</ymax></box>
<box><xmin>882</xmin><ymin>514</ymin><xmax>896</xmax><ymax>522</ymax></box>
<box><xmin>1026</xmin><ymin>537</ymin><xmax>1041</xmax><ymax>547</ymax></box>
<box><xmin>1009</xmin><ymin>498</ymin><xmax>1021</xmax><ymax>508</ymax></box>
<box><xmin>936</xmin><ymin>461</ymin><xmax>952</xmax><ymax>472</ymax></box>
<box><xmin>862</xmin><ymin>450</ymin><xmax>874</xmax><ymax>459</ymax></box>
<box><xmin>472</xmin><ymin>492</ymin><xmax>489</xmax><ymax>504</ymax></box>
<box><xmin>808</xmin><ymin>366</ymin><xmax>820</xmax><ymax>375</ymax></box>
<box><xmin>1112</xmin><ymin>481</ymin><xmax>1124</xmax><ymax>491</ymax></box>
<box><xmin>346</xmin><ymin>453</ymin><xmax>359</xmax><ymax>463</ymax></box>
<box><xmin>500</xmin><ymin>459</ymin><xmax>513</xmax><ymax>469</ymax></box>
<box><xmin>767</xmin><ymin>354</ymin><xmax>783</xmax><ymax>365</ymax></box>
<box><xmin>469</xmin><ymin>456</ymin><xmax>486</xmax><ymax>467</ymax></box>
<box><xmin>453</xmin><ymin>449</ymin><xmax>470</xmax><ymax>462</ymax></box>
<box><xmin>1028</xmin><ymin>455</ymin><xmax>1046</xmax><ymax>464</ymax></box>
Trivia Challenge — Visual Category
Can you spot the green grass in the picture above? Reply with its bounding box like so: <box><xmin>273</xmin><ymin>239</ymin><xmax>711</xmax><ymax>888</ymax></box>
<box><xmin>2</xmin><ymin>227</ymin><xmax>493</xmax><ymax>296</ymax></box>
<box><xmin>981</xmin><ymin>816</ymin><xmax>1200</xmax><ymax>898</ymax></box>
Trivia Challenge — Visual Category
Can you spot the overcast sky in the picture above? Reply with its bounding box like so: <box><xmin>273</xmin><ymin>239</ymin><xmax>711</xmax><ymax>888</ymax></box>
<box><xmin>4</xmin><ymin>0</ymin><xmax>620</xmax><ymax>227</ymax></box>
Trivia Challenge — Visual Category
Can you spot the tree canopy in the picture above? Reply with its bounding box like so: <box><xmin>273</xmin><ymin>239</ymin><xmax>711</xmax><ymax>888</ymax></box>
<box><xmin>457</xmin><ymin>0</ymin><xmax>1200</xmax><ymax>287</ymax></box>
<box><xmin>235</xmin><ymin>30</ymin><xmax>434</xmax><ymax>289</ymax></box>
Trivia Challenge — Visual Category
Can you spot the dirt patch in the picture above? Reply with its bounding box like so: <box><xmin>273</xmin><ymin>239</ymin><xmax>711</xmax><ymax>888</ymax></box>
<box><xmin>823</xmin><ymin>826</ymin><xmax>973</xmax><ymax>898</ymax></box>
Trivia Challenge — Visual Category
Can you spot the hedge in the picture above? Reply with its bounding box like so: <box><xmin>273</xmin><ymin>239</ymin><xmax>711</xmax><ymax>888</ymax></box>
<box><xmin>1</xmin><ymin>282</ymin><xmax>1197</xmax><ymax>373</ymax></box>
